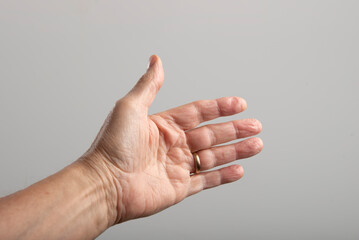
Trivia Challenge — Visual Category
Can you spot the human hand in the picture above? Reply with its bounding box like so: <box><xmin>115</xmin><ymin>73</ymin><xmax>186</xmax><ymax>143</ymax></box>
<box><xmin>79</xmin><ymin>55</ymin><xmax>263</xmax><ymax>225</ymax></box>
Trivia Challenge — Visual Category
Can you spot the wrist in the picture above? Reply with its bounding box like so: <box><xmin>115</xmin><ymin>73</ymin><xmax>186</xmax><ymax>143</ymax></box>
<box><xmin>0</xmin><ymin>153</ymin><xmax>121</xmax><ymax>239</ymax></box>
<box><xmin>75</xmin><ymin>150</ymin><xmax>122</xmax><ymax>226</ymax></box>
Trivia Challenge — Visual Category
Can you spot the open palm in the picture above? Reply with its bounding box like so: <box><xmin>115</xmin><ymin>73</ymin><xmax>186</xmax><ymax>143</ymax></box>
<box><xmin>84</xmin><ymin>55</ymin><xmax>263</xmax><ymax>224</ymax></box>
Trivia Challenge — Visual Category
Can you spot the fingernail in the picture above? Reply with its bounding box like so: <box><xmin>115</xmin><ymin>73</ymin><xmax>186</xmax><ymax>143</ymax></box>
<box><xmin>148</xmin><ymin>55</ymin><xmax>156</xmax><ymax>69</ymax></box>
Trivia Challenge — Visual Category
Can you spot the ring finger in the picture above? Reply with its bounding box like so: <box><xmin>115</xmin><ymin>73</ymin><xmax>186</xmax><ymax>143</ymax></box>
<box><xmin>190</xmin><ymin>137</ymin><xmax>263</xmax><ymax>173</ymax></box>
<box><xmin>186</xmin><ymin>118</ymin><xmax>262</xmax><ymax>152</ymax></box>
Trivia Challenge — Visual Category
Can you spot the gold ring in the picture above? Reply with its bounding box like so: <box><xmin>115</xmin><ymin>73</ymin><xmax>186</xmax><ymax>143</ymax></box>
<box><xmin>193</xmin><ymin>152</ymin><xmax>201</xmax><ymax>174</ymax></box>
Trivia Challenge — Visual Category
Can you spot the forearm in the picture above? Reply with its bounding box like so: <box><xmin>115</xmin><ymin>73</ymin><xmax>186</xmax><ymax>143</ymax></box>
<box><xmin>0</xmin><ymin>159</ymin><xmax>117</xmax><ymax>239</ymax></box>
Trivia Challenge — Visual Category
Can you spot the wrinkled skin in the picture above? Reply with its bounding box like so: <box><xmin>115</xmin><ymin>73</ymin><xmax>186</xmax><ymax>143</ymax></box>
<box><xmin>80</xmin><ymin>55</ymin><xmax>263</xmax><ymax>224</ymax></box>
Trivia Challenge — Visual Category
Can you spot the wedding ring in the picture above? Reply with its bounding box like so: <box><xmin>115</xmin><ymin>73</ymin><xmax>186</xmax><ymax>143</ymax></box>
<box><xmin>193</xmin><ymin>152</ymin><xmax>201</xmax><ymax>174</ymax></box>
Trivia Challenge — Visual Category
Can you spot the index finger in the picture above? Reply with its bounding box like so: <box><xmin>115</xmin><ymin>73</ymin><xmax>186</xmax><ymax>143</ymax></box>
<box><xmin>156</xmin><ymin>96</ymin><xmax>247</xmax><ymax>130</ymax></box>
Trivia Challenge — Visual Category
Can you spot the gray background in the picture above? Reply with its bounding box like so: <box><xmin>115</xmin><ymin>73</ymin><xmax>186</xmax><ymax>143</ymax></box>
<box><xmin>0</xmin><ymin>0</ymin><xmax>358</xmax><ymax>239</ymax></box>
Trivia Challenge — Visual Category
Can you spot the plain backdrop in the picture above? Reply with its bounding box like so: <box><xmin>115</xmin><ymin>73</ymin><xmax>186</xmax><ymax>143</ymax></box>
<box><xmin>0</xmin><ymin>0</ymin><xmax>358</xmax><ymax>239</ymax></box>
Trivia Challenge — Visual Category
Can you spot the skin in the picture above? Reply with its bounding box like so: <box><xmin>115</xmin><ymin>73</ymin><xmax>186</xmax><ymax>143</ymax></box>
<box><xmin>0</xmin><ymin>55</ymin><xmax>263</xmax><ymax>239</ymax></box>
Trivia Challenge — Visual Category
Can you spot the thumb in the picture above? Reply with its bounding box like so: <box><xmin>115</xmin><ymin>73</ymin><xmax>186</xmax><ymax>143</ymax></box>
<box><xmin>128</xmin><ymin>55</ymin><xmax>164</xmax><ymax>108</ymax></box>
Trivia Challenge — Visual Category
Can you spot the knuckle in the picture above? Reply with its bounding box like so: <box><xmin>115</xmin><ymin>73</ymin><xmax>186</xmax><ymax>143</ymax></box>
<box><xmin>232</xmin><ymin>121</ymin><xmax>241</xmax><ymax>138</ymax></box>
<box><xmin>201</xmin><ymin>150</ymin><xmax>214</xmax><ymax>169</ymax></box>
<box><xmin>204</xmin><ymin>126</ymin><xmax>216</xmax><ymax>146</ymax></box>
<box><xmin>115</xmin><ymin>97</ymin><xmax>137</xmax><ymax>111</ymax></box>
<box><xmin>234</xmin><ymin>143</ymin><xmax>242</xmax><ymax>158</ymax></box>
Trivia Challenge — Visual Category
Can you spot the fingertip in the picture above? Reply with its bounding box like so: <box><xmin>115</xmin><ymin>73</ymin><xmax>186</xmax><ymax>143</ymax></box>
<box><xmin>147</xmin><ymin>54</ymin><xmax>164</xmax><ymax>85</ymax></box>
<box><xmin>148</xmin><ymin>55</ymin><xmax>157</xmax><ymax>68</ymax></box>
<box><xmin>257</xmin><ymin>137</ymin><xmax>264</xmax><ymax>150</ymax></box>
<box><xmin>226</xmin><ymin>165</ymin><xmax>244</xmax><ymax>182</ymax></box>
<box><xmin>256</xmin><ymin>119</ymin><xmax>263</xmax><ymax>133</ymax></box>
<box><xmin>251</xmin><ymin>137</ymin><xmax>264</xmax><ymax>153</ymax></box>
<box><xmin>241</xmin><ymin>97</ymin><xmax>247</xmax><ymax>111</ymax></box>
<box><xmin>232</xmin><ymin>96</ymin><xmax>247</xmax><ymax>113</ymax></box>
<box><xmin>148</xmin><ymin>54</ymin><xmax>162</xmax><ymax>69</ymax></box>
<box><xmin>250</xmin><ymin>118</ymin><xmax>263</xmax><ymax>134</ymax></box>
<box><xmin>234</xmin><ymin>164</ymin><xmax>244</xmax><ymax>179</ymax></box>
